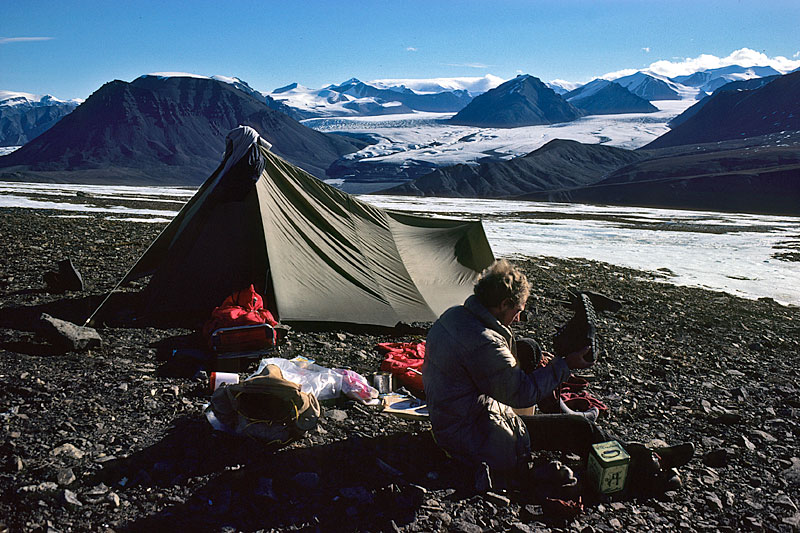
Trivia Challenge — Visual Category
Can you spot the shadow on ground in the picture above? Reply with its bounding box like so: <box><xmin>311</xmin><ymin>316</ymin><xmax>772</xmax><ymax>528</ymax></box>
<box><xmin>92</xmin><ymin>416</ymin><xmax>467</xmax><ymax>532</ymax></box>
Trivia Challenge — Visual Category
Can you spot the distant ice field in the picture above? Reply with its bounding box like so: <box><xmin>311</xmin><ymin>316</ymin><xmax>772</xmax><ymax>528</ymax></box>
<box><xmin>305</xmin><ymin>100</ymin><xmax>696</xmax><ymax>168</ymax></box>
<box><xmin>2</xmin><ymin>181</ymin><xmax>798</xmax><ymax>307</ymax></box>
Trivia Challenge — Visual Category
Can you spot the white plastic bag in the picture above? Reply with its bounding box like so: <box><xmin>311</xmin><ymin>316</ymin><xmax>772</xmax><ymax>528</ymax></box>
<box><xmin>251</xmin><ymin>357</ymin><xmax>343</xmax><ymax>400</ymax></box>
<box><xmin>250</xmin><ymin>357</ymin><xmax>378</xmax><ymax>403</ymax></box>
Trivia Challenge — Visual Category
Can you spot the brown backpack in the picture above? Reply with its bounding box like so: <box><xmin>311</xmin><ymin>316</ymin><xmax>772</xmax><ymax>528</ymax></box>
<box><xmin>209</xmin><ymin>364</ymin><xmax>320</xmax><ymax>445</ymax></box>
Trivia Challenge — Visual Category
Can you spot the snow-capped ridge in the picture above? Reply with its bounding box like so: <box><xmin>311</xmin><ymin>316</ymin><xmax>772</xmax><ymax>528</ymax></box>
<box><xmin>0</xmin><ymin>90</ymin><xmax>82</xmax><ymax>107</ymax></box>
<box><xmin>269</xmin><ymin>77</ymin><xmax>474</xmax><ymax>118</ymax></box>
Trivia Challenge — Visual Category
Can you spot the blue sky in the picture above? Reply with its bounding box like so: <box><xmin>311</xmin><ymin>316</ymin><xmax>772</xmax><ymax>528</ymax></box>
<box><xmin>2</xmin><ymin>0</ymin><xmax>799</xmax><ymax>100</ymax></box>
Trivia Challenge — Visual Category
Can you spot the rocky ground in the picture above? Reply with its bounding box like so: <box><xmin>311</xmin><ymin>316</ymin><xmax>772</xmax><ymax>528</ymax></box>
<box><xmin>1</xmin><ymin>207</ymin><xmax>799</xmax><ymax>532</ymax></box>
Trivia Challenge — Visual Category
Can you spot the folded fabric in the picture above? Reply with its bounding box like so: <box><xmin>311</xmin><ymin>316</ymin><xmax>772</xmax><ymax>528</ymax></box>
<box><xmin>376</xmin><ymin>342</ymin><xmax>425</xmax><ymax>393</ymax></box>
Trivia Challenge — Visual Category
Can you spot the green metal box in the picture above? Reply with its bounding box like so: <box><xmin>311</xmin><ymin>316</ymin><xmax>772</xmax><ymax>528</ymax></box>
<box><xmin>587</xmin><ymin>440</ymin><xmax>630</xmax><ymax>494</ymax></box>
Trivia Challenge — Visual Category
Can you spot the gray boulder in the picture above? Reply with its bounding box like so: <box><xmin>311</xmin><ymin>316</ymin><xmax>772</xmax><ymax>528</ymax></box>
<box><xmin>37</xmin><ymin>313</ymin><xmax>102</xmax><ymax>352</ymax></box>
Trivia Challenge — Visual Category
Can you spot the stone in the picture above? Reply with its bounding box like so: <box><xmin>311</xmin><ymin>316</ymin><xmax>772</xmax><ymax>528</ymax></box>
<box><xmin>432</xmin><ymin>512</ymin><xmax>452</xmax><ymax>526</ymax></box>
<box><xmin>710</xmin><ymin>410</ymin><xmax>742</xmax><ymax>425</ymax></box>
<box><xmin>510</xmin><ymin>522</ymin><xmax>534</xmax><ymax>533</ymax></box>
<box><xmin>107</xmin><ymin>492</ymin><xmax>121</xmax><ymax>507</ymax></box>
<box><xmin>776</xmin><ymin>494</ymin><xmax>798</xmax><ymax>512</ymax></box>
<box><xmin>739</xmin><ymin>435</ymin><xmax>756</xmax><ymax>451</ymax></box>
<box><xmin>449</xmin><ymin>519</ymin><xmax>482</xmax><ymax>533</ymax></box>
<box><xmin>702</xmin><ymin>448</ymin><xmax>729</xmax><ymax>468</ymax></box>
<box><xmin>63</xmin><ymin>489</ymin><xmax>82</xmax><ymax>507</ymax></box>
<box><xmin>484</xmin><ymin>491</ymin><xmax>510</xmax><ymax>507</ymax></box>
<box><xmin>520</xmin><ymin>504</ymin><xmax>544</xmax><ymax>521</ymax></box>
<box><xmin>750</xmin><ymin>429</ymin><xmax>778</xmax><ymax>443</ymax></box>
<box><xmin>37</xmin><ymin>313</ymin><xmax>102</xmax><ymax>352</ymax></box>
<box><xmin>705</xmin><ymin>492</ymin><xmax>724</xmax><ymax>512</ymax></box>
<box><xmin>52</xmin><ymin>443</ymin><xmax>85</xmax><ymax>459</ymax></box>
<box><xmin>325</xmin><ymin>409</ymin><xmax>348</xmax><ymax>422</ymax></box>
<box><xmin>19</xmin><ymin>482</ymin><xmax>58</xmax><ymax>493</ymax></box>
<box><xmin>780</xmin><ymin>457</ymin><xmax>800</xmax><ymax>485</ymax></box>
<box><xmin>339</xmin><ymin>486</ymin><xmax>374</xmax><ymax>504</ymax></box>
<box><xmin>57</xmin><ymin>468</ymin><xmax>76</xmax><ymax>486</ymax></box>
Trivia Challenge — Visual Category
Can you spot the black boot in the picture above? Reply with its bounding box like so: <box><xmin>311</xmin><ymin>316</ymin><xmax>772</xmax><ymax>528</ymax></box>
<box><xmin>553</xmin><ymin>292</ymin><xmax>598</xmax><ymax>362</ymax></box>
<box><xmin>651</xmin><ymin>442</ymin><xmax>695</xmax><ymax>469</ymax></box>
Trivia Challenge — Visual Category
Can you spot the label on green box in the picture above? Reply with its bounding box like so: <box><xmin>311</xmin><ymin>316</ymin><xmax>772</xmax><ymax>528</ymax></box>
<box><xmin>588</xmin><ymin>440</ymin><xmax>630</xmax><ymax>494</ymax></box>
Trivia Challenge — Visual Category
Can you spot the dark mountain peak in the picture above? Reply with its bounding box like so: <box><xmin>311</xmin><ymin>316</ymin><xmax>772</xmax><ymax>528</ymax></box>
<box><xmin>647</xmin><ymin>70</ymin><xmax>800</xmax><ymax>149</ymax></box>
<box><xmin>449</xmin><ymin>74</ymin><xmax>583</xmax><ymax>128</ymax></box>
<box><xmin>0</xmin><ymin>76</ymin><xmax>361</xmax><ymax>184</ymax></box>
<box><xmin>566</xmin><ymin>80</ymin><xmax>657</xmax><ymax>115</ymax></box>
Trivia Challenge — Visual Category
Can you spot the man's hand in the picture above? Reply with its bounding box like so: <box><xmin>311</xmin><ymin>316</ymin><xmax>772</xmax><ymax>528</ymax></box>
<box><xmin>564</xmin><ymin>346</ymin><xmax>593</xmax><ymax>370</ymax></box>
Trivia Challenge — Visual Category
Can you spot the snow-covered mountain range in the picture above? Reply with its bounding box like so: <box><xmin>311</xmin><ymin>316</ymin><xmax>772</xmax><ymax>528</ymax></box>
<box><xmin>2</xmin><ymin>59</ymin><xmax>795</xmax><ymax>194</ymax></box>
<box><xmin>0</xmin><ymin>91</ymin><xmax>82</xmax><ymax>147</ymax></box>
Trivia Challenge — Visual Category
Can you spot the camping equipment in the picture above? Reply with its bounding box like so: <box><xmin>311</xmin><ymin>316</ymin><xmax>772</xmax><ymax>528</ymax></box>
<box><xmin>251</xmin><ymin>357</ymin><xmax>377</xmax><ymax>403</ymax></box>
<box><xmin>371</xmin><ymin>372</ymin><xmax>393</xmax><ymax>395</ymax></box>
<box><xmin>88</xmin><ymin>126</ymin><xmax>494</xmax><ymax>328</ymax></box>
<box><xmin>211</xmin><ymin>323</ymin><xmax>276</xmax><ymax>353</ymax></box>
<box><xmin>209</xmin><ymin>371</ymin><xmax>239</xmax><ymax>392</ymax></box>
<box><xmin>202</xmin><ymin>285</ymin><xmax>280</xmax><ymax>372</ymax></box>
<box><xmin>203</xmin><ymin>284</ymin><xmax>278</xmax><ymax>347</ymax></box>
<box><xmin>381</xmin><ymin>392</ymin><xmax>429</xmax><ymax>420</ymax></box>
<box><xmin>587</xmin><ymin>440</ymin><xmax>630</xmax><ymax>494</ymax></box>
<box><xmin>206</xmin><ymin>363</ymin><xmax>320</xmax><ymax>443</ymax></box>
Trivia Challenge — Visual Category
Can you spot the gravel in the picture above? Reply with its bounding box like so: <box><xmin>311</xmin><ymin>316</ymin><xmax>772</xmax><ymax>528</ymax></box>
<box><xmin>1</xmin><ymin>207</ymin><xmax>799</xmax><ymax>532</ymax></box>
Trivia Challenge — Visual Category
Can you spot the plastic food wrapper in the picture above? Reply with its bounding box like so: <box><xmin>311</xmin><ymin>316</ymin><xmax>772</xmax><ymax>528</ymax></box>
<box><xmin>251</xmin><ymin>357</ymin><xmax>378</xmax><ymax>403</ymax></box>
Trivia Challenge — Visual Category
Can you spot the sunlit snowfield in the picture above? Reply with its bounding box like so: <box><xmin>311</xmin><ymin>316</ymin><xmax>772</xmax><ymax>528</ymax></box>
<box><xmin>2</xmin><ymin>181</ymin><xmax>798</xmax><ymax>307</ymax></box>
<box><xmin>305</xmin><ymin>100</ymin><xmax>696</xmax><ymax>168</ymax></box>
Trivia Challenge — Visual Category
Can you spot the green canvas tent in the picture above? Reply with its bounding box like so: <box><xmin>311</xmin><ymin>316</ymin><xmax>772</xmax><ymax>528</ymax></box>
<box><xmin>95</xmin><ymin>126</ymin><xmax>495</xmax><ymax>327</ymax></box>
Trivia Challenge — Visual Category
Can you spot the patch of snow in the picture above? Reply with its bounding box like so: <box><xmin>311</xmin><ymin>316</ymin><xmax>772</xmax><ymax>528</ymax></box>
<box><xmin>361</xmin><ymin>195</ymin><xmax>800</xmax><ymax>307</ymax></box>
<box><xmin>0</xmin><ymin>146</ymin><xmax>21</xmax><ymax>156</ymax></box>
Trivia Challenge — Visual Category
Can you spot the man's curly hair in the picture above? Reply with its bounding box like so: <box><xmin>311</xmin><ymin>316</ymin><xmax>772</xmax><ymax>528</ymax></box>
<box><xmin>473</xmin><ymin>259</ymin><xmax>530</xmax><ymax>308</ymax></box>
